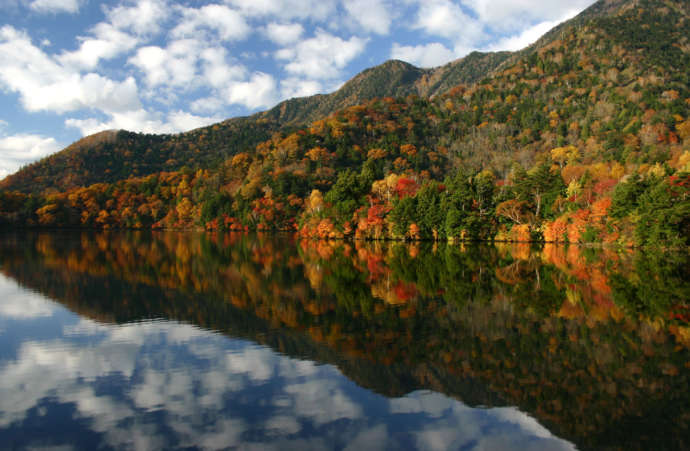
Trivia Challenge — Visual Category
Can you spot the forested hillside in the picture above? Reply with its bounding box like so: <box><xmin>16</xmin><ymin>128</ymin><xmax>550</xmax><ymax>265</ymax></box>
<box><xmin>0</xmin><ymin>53</ymin><xmax>511</xmax><ymax>194</ymax></box>
<box><xmin>0</xmin><ymin>0</ymin><xmax>688</xmax><ymax>247</ymax></box>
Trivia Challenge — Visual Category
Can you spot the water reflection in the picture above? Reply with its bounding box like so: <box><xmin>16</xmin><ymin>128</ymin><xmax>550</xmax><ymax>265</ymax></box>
<box><xmin>0</xmin><ymin>231</ymin><xmax>687</xmax><ymax>450</ymax></box>
<box><xmin>0</xmin><ymin>275</ymin><xmax>573</xmax><ymax>450</ymax></box>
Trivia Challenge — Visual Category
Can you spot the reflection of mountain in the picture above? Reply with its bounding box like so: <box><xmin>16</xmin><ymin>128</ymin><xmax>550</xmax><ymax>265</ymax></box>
<box><xmin>0</xmin><ymin>231</ymin><xmax>688</xmax><ymax>450</ymax></box>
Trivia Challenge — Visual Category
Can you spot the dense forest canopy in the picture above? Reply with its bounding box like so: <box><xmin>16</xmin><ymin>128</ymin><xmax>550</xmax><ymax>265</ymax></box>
<box><xmin>0</xmin><ymin>0</ymin><xmax>688</xmax><ymax>247</ymax></box>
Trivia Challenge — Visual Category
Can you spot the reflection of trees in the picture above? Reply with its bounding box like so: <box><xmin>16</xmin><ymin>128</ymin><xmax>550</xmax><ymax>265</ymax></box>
<box><xmin>0</xmin><ymin>231</ymin><xmax>688</xmax><ymax>450</ymax></box>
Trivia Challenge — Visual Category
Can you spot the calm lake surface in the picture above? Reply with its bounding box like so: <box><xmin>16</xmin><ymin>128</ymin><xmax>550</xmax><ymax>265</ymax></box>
<box><xmin>0</xmin><ymin>231</ymin><xmax>687</xmax><ymax>450</ymax></box>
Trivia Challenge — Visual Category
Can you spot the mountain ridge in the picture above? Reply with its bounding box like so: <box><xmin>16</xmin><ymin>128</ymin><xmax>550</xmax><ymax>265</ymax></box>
<box><xmin>0</xmin><ymin>50</ymin><xmax>514</xmax><ymax>193</ymax></box>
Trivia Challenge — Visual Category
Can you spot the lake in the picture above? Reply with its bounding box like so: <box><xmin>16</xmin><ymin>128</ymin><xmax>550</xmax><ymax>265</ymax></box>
<box><xmin>0</xmin><ymin>231</ymin><xmax>687</xmax><ymax>450</ymax></box>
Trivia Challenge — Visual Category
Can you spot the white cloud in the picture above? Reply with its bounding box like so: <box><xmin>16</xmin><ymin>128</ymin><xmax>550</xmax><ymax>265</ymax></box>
<box><xmin>200</xmin><ymin>47</ymin><xmax>247</xmax><ymax>88</ymax></box>
<box><xmin>415</xmin><ymin>0</ymin><xmax>481</xmax><ymax>40</ymax></box>
<box><xmin>225</xmin><ymin>72</ymin><xmax>278</xmax><ymax>110</ymax></box>
<box><xmin>280</xmin><ymin>77</ymin><xmax>322</xmax><ymax>99</ymax></box>
<box><xmin>0</xmin><ymin>133</ymin><xmax>62</xmax><ymax>178</ymax></box>
<box><xmin>106</xmin><ymin>0</ymin><xmax>170</xmax><ymax>36</ymax></box>
<box><xmin>129</xmin><ymin>40</ymin><xmax>199</xmax><ymax>89</ymax></box>
<box><xmin>462</xmin><ymin>0</ymin><xmax>595</xmax><ymax>32</ymax></box>
<box><xmin>264</xmin><ymin>22</ymin><xmax>304</xmax><ymax>46</ymax></box>
<box><xmin>28</xmin><ymin>0</ymin><xmax>80</xmax><ymax>14</ymax></box>
<box><xmin>190</xmin><ymin>96</ymin><xmax>225</xmax><ymax>114</ymax></box>
<box><xmin>59</xmin><ymin>23</ymin><xmax>139</xmax><ymax>70</ymax></box>
<box><xmin>343</xmin><ymin>0</ymin><xmax>392</xmax><ymax>35</ymax></box>
<box><xmin>0</xmin><ymin>26</ymin><xmax>141</xmax><ymax>114</ymax></box>
<box><xmin>391</xmin><ymin>42</ymin><xmax>456</xmax><ymax>67</ymax></box>
<box><xmin>413</xmin><ymin>0</ymin><xmax>484</xmax><ymax>57</ymax></box>
<box><xmin>172</xmin><ymin>4</ymin><xmax>251</xmax><ymax>42</ymax></box>
<box><xmin>277</xmin><ymin>30</ymin><xmax>367</xmax><ymax>80</ymax></box>
<box><xmin>129</xmin><ymin>41</ymin><xmax>249</xmax><ymax>101</ymax></box>
<box><xmin>129</xmin><ymin>35</ymin><xmax>278</xmax><ymax>112</ymax></box>
<box><xmin>486</xmin><ymin>10</ymin><xmax>582</xmax><ymax>51</ymax></box>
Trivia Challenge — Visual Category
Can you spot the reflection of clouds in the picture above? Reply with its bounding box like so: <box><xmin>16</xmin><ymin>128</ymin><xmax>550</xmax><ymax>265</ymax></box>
<box><xmin>225</xmin><ymin>346</ymin><xmax>276</xmax><ymax>382</ymax></box>
<box><xmin>62</xmin><ymin>317</ymin><xmax>108</xmax><ymax>336</ymax></box>
<box><xmin>0</xmin><ymin>274</ymin><xmax>55</xmax><ymax>319</ymax></box>
<box><xmin>390</xmin><ymin>389</ymin><xmax>456</xmax><ymax>418</ymax></box>
<box><xmin>0</xmin><ymin>283</ymin><xmax>576</xmax><ymax>450</ymax></box>
<box><xmin>397</xmin><ymin>392</ymin><xmax>576</xmax><ymax>451</ymax></box>
<box><xmin>285</xmin><ymin>378</ymin><xmax>363</xmax><ymax>425</ymax></box>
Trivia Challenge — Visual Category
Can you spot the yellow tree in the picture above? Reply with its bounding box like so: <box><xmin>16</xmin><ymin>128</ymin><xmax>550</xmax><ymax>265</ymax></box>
<box><xmin>308</xmin><ymin>189</ymin><xmax>324</xmax><ymax>214</ymax></box>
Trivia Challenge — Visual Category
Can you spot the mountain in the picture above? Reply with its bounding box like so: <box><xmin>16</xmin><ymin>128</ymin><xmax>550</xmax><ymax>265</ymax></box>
<box><xmin>0</xmin><ymin>0</ymin><xmax>667</xmax><ymax>195</ymax></box>
<box><xmin>0</xmin><ymin>117</ymin><xmax>282</xmax><ymax>194</ymax></box>
<box><xmin>1</xmin><ymin>0</ymin><xmax>688</xmax><ymax>246</ymax></box>
<box><xmin>0</xmin><ymin>52</ymin><xmax>511</xmax><ymax>195</ymax></box>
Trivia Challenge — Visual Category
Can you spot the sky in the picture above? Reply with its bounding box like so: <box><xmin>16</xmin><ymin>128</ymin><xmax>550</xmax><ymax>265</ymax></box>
<box><xmin>0</xmin><ymin>0</ymin><xmax>597</xmax><ymax>179</ymax></box>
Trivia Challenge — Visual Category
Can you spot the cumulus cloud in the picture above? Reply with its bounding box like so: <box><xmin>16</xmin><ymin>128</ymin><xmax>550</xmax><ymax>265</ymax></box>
<box><xmin>343</xmin><ymin>0</ymin><xmax>392</xmax><ymax>35</ymax></box>
<box><xmin>28</xmin><ymin>0</ymin><xmax>81</xmax><ymax>14</ymax></box>
<box><xmin>105</xmin><ymin>0</ymin><xmax>170</xmax><ymax>36</ymax></box>
<box><xmin>171</xmin><ymin>4</ymin><xmax>251</xmax><ymax>42</ymax></box>
<box><xmin>224</xmin><ymin>72</ymin><xmax>278</xmax><ymax>110</ymax></box>
<box><xmin>128</xmin><ymin>34</ymin><xmax>279</xmax><ymax>112</ymax></box>
<box><xmin>200</xmin><ymin>47</ymin><xmax>247</xmax><ymax>88</ymax></box>
<box><xmin>59</xmin><ymin>23</ymin><xmax>139</xmax><ymax>70</ymax></box>
<box><xmin>129</xmin><ymin>40</ymin><xmax>200</xmax><ymax>89</ymax></box>
<box><xmin>190</xmin><ymin>96</ymin><xmax>225</xmax><ymax>114</ymax></box>
<box><xmin>486</xmin><ymin>10</ymin><xmax>583</xmax><ymax>51</ymax></box>
<box><xmin>463</xmin><ymin>0</ymin><xmax>595</xmax><ymax>32</ymax></box>
<box><xmin>276</xmin><ymin>30</ymin><xmax>367</xmax><ymax>80</ymax></box>
<box><xmin>391</xmin><ymin>42</ymin><xmax>456</xmax><ymax>67</ymax></box>
<box><xmin>0</xmin><ymin>26</ymin><xmax>141</xmax><ymax>114</ymax></box>
<box><xmin>405</xmin><ymin>0</ymin><xmax>594</xmax><ymax>57</ymax></box>
<box><xmin>280</xmin><ymin>77</ymin><xmax>322</xmax><ymax>99</ymax></box>
<box><xmin>0</xmin><ymin>134</ymin><xmax>62</xmax><ymax>178</ymax></box>
<box><xmin>264</xmin><ymin>22</ymin><xmax>304</xmax><ymax>46</ymax></box>
<box><xmin>412</xmin><ymin>0</ymin><xmax>485</xmax><ymax>57</ymax></box>
<box><xmin>415</xmin><ymin>0</ymin><xmax>483</xmax><ymax>40</ymax></box>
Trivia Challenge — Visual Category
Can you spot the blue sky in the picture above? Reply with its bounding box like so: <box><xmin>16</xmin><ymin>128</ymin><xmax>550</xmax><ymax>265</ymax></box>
<box><xmin>0</xmin><ymin>0</ymin><xmax>596</xmax><ymax>178</ymax></box>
